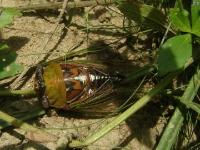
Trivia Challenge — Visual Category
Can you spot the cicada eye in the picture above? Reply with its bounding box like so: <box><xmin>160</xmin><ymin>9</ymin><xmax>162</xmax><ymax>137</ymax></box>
<box><xmin>34</xmin><ymin>65</ymin><xmax>44</xmax><ymax>90</ymax></box>
<box><xmin>34</xmin><ymin>64</ymin><xmax>49</xmax><ymax>107</ymax></box>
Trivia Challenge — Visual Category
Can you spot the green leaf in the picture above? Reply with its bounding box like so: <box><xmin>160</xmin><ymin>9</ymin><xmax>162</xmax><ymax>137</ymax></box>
<box><xmin>191</xmin><ymin>0</ymin><xmax>200</xmax><ymax>37</ymax></box>
<box><xmin>158</xmin><ymin>34</ymin><xmax>192</xmax><ymax>76</ymax></box>
<box><xmin>169</xmin><ymin>8</ymin><xmax>191</xmax><ymax>32</ymax></box>
<box><xmin>0</xmin><ymin>43</ymin><xmax>9</xmax><ymax>51</ymax></box>
<box><xmin>0</xmin><ymin>48</ymin><xmax>24</xmax><ymax>79</ymax></box>
<box><xmin>117</xmin><ymin>1</ymin><xmax>171</xmax><ymax>32</ymax></box>
<box><xmin>0</xmin><ymin>8</ymin><xmax>22</xmax><ymax>28</ymax></box>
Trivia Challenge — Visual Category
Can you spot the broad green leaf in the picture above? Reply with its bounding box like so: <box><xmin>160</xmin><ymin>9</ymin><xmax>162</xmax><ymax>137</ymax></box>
<box><xmin>0</xmin><ymin>8</ymin><xmax>22</xmax><ymax>28</ymax></box>
<box><xmin>117</xmin><ymin>1</ymin><xmax>171</xmax><ymax>32</ymax></box>
<box><xmin>191</xmin><ymin>0</ymin><xmax>200</xmax><ymax>37</ymax></box>
<box><xmin>169</xmin><ymin>8</ymin><xmax>191</xmax><ymax>32</ymax></box>
<box><xmin>0</xmin><ymin>49</ymin><xmax>23</xmax><ymax>79</ymax></box>
<box><xmin>158</xmin><ymin>34</ymin><xmax>192</xmax><ymax>76</ymax></box>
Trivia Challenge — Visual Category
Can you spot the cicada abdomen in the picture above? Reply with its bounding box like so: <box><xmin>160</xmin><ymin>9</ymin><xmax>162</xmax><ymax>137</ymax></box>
<box><xmin>34</xmin><ymin>62</ymin><xmax>124</xmax><ymax>111</ymax></box>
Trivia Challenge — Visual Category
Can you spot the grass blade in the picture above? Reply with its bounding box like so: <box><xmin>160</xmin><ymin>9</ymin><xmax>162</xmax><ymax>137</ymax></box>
<box><xmin>0</xmin><ymin>107</ymin><xmax>45</xmax><ymax>130</ymax></box>
<box><xmin>0</xmin><ymin>110</ymin><xmax>57</xmax><ymax>142</ymax></box>
<box><xmin>156</xmin><ymin>68</ymin><xmax>200</xmax><ymax>150</ymax></box>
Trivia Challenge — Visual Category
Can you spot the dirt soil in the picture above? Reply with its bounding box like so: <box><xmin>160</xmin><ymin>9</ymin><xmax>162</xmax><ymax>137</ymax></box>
<box><xmin>0</xmin><ymin>0</ymin><xmax>170</xmax><ymax>150</ymax></box>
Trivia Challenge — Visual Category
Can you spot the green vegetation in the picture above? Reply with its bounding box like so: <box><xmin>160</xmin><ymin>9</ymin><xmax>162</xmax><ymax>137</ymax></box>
<box><xmin>0</xmin><ymin>0</ymin><xmax>200</xmax><ymax>149</ymax></box>
<box><xmin>0</xmin><ymin>8</ymin><xmax>23</xmax><ymax>79</ymax></box>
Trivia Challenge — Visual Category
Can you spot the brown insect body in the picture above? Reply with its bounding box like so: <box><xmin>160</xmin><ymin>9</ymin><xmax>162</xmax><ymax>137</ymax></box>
<box><xmin>35</xmin><ymin>62</ymin><xmax>124</xmax><ymax>111</ymax></box>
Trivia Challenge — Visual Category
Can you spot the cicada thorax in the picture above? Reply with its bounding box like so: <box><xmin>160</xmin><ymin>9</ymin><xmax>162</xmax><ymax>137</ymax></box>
<box><xmin>34</xmin><ymin>62</ymin><xmax>124</xmax><ymax>110</ymax></box>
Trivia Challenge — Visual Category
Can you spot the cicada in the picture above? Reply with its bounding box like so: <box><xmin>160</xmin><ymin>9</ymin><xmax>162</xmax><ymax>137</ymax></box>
<box><xmin>34</xmin><ymin>61</ymin><xmax>126</xmax><ymax>115</ymax></box>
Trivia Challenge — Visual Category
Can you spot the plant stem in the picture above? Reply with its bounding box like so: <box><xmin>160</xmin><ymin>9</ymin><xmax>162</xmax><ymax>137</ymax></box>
<box><xmin>0</xmin><ymin>89</ymin><xmax>36</xmax><ymax>97</ymax></box>
<box><xmin>177</xmin><ymin>0</ymin><xmax>184</xmax><ymax>11</ymax></box>
<box><xmin>0</xmin><ymin>107</ymin><xmax>45</xmax><ymax>130</ymax></box>
<box><xmin>69</xmin><ymin>72</ymin><xmax>178</xmax><ymax>148</ymax></box>
<box><xmin>0</xmin><ymin>0</ymin><xmax>118</xmax><ymax>11</ymax></box>
<box><xmin>0</xmin><ymin>110</ymin><xmax>57</xmax><ymax>142</ymax></box>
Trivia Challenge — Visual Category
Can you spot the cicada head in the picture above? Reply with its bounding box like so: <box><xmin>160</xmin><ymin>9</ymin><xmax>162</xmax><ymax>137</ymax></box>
<box><xmin>35</xmin><ymin>63</ymin><xmax>67</xmax><ymax>109</ymax></box>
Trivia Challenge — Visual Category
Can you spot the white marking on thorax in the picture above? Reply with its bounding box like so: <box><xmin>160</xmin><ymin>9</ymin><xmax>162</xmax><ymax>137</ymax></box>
<box><xmin>74</xmin><ymin>75</ymin><xmax>87</xmax><ymax>81</ymax></box>
<box><xmin>63</xmin><ymin>73</ymin><xmax>109</xmax><ymax>82</ymax></box>
<box><xmin>64</xmin><ymin>74</ymin><xmax>88</xmax><ymax>83</ymax></box>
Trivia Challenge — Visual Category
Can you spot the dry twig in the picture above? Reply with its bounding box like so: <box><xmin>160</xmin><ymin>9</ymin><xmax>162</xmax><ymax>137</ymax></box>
<box><xmin>0</xmin><ymin>0</ymin><xmax>116</xmax><ymax>11</ymax></box>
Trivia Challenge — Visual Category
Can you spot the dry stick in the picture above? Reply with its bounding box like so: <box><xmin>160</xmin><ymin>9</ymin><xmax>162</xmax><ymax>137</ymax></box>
<box><xmin>10</xmin><ymin>0</ymin><xmax>69</xmax><ymax>89</ymax></box>
<box><xmin>10</xmin><ymin>67</ymin><xmax>30</xmax><ymax>89</ymax></box>
<box><xmin>0</xmin><ymin>111</ymin><xmax>57</xmax><ymax>142</ymax></box>
<box><xmin>58</xmin><ymin>0</ymin><xmax>69</xmax><ymax>20</ymax></box>
<box><xmin>38</xmin><ymin>0</ymin><xmax>69</xmax><ymax>62</ymax></box>
<box><xmin>0</xmin><ymin>0</ymin><xmax>117</xmax><ymax>11</ymax></box>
